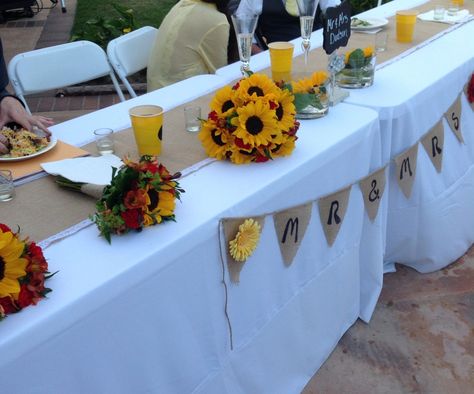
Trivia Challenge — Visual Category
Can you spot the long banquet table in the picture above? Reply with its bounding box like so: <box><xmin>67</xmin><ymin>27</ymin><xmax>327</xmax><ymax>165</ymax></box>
<box><xmin>1</xmin><ymin>0</ymin><xmax>473</xmax><ymax>392</ymax></box>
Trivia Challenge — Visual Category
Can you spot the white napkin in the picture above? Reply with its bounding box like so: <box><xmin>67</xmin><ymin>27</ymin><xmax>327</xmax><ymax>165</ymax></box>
<box><xmin>418</xmin><ymin>9</ymin><xmax>471</xmax><ymax>24</ymax></box>
<box><xmin>41</xmin><ymin>154</ymin><xmax>123</xmax><ymax>185</ymax></box>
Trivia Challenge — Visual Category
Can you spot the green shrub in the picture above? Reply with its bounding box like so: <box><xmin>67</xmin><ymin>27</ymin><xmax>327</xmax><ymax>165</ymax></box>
<box><xmin>349</xmin><ymin>0</ymin><xmax>391</xmax><ymax>15</ymax></box>
<box><xmin>70</xmin><ymin>3</ymin><xmax>137</xmax><ymax>49</ymax></box>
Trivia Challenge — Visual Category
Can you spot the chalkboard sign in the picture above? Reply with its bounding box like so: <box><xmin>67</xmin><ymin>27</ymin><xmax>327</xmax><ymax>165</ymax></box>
<box><xmin>323</xmin><ymin>0</ymin><xmax>351</xmax><ymax>55</ymax></box>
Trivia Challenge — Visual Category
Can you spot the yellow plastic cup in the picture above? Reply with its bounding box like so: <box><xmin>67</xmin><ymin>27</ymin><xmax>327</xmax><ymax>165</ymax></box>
<box><xmin>268</xmin><ymin>41</ymin><xmax>294</xmax><ymax>83</ymax></box>
<box><xmin>396</xmin><ymin>11</ymin><xmax>418</xmax><ymax>43</ymax></box>
<box><xmin>452</xmin><ymin>0</ymin><xmax>464</xmax><ymax>6</ymax></box>
<box><xmin>129</xmin><ymin>105</ymin><xmax>163</xmax><ymax>156</ymax></box>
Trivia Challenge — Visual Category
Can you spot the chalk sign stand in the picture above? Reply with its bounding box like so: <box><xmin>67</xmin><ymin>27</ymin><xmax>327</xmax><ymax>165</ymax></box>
<box><xmin>323</xmin><ymin>0</ymin><xmax>352</xmax><ymax>106</ymax></box>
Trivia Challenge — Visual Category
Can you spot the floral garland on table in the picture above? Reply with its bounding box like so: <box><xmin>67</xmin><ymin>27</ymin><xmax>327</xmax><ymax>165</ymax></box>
<box><xmin>0</xmin><ymin>224</ymin><xmax>55</xmax><ymax>320</ymax></box>
<box><xmin>91</xmin><ymin>155</ymin><xmax>184</xmax><ymax>243</ymax></box>
<box><xmin>199</xmin><ymin>73</ymin><xmax>300</xmax><ymax>164</ymax></box>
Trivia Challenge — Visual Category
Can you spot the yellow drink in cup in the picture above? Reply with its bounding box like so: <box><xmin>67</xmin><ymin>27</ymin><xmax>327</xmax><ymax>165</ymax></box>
<box><xmin>268</xmin><ymin>41</ymin><xmax>294</xmax><ymax>83</ymax></box>
<box><xmin>129</xmin><ymin>105</ymin><xmax>163</xmax><ymax>156</ymax></box>
<box><xmin>396</xmin><ymin>11</ymin><xmax>418</xmax><ymax>43</ymax></box>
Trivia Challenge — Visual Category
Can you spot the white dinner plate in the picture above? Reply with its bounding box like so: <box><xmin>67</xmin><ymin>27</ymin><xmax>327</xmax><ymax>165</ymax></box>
<box><xmin>351</xmin><ymin>17</ymin><xmax>389</xmax><ymax>31</ymax></box>
<box><xmin>0</xmin><ymin>136</ymin><xmax>58</xmax><ymax>162</ymax></box>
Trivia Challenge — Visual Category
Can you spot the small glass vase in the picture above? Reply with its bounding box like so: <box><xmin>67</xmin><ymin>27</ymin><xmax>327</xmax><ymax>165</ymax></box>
<box><xmin>296</xmin><ymin>81</ymin><xmax>330</xmax><ymax>119</ymax></box>
<box><xmin>335</xmin><ymin>56</ymin><xmax>376</xmax><ymax>89</ymax></box>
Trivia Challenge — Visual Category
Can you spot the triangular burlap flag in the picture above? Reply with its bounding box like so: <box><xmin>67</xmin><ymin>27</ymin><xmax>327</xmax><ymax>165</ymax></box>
<box><xmin>421</xmin><ymin>120</ymin><xmax>444</xmax><ymax>173</ymax></box>
<box><xmin>222</xmin><ymin>216</ymin><xmax>266</xmax><ymax>283</ymax></box>
<box><xmin>273</xmin><ymin>202</ymin><xmax>313</xmax><ymax>266</ymax></box>
<box><xmin>464</xmin><ymin>82</ymin><xmax>474</xmax><ymax>111</ymax></box>
<box><xmin>359</xmin><ymin>167</ymin><xmax>386</xmax><ymax>222</ymax></box>
<box><xmin>394</xmin><ymin>143</ymin><xmax>418</xmax><ymax>199</ymax></box>
<box><xmin>444</xmin><ymin>94</ymin><xmax>463</xmax><ymax>143</ymax></box>
<box><xmin>318</xmin><ymin>186</ymin><xmax>351</xmax><ymax>247</ymax></box>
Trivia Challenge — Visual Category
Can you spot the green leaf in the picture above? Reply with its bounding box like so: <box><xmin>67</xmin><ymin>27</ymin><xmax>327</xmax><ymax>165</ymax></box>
<box><xmin>348</xmin><ymin>48</ymin><xmax>365</xmax><ymax>69</ymax></box>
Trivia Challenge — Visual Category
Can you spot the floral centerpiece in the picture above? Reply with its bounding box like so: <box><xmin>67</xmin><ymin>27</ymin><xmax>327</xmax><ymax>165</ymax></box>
<box><xmin>0</xmin><ymin>224</ymin><xmax>55</xmax><ymax>320</ymax></box>
<box><xmin>199</xmin><ymin>73</ymin><xmax>300</xmax><ymax>164</ymax></box>
<box><xmin>335</xmin><ymin>46</ymin><xmax>376</xmax><ymax>88</ymax></box>
<box><xmin>91</xmin><ymin>156</ymin><xmax>184</xmax><ymax>243</ymax></box>
<box><xmin>290</xmin><ymin>71</ymin><xmax>330</xmax><ymax>119</ymax></box>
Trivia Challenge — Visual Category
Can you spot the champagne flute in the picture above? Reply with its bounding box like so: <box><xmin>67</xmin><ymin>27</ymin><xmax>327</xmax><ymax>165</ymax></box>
<box><xmin>231</xmin><ymin>13</ymin><xmax>259</xmax><ymax>76</ymax></box>
<box><xmin>295</xmin><ymin>0</ymin><xmax>320</xmax><ymax>69</ymax></box>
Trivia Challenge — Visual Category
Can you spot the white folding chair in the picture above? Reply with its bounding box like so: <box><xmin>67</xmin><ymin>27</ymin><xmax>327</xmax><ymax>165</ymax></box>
<box><xmin>8</xmin><ymin>40</ymin><xmax>126</xmax><ymax>114</ymax></box>
<box><xmin>107</xmin><ymin>26</ymin><xmax>158</xmax><ymax>98</ymax></box>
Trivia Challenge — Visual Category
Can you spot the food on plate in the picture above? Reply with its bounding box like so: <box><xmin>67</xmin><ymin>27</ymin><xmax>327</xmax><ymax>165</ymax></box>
<box><xmin>0</xmin><ymin>127</ymin><xmax>50</xmax><ymax>158</ymax></box>
<box><xmin>351</xmin><ymin>17</ymin><xmax>372</xmax><ymax>27</ymax></box>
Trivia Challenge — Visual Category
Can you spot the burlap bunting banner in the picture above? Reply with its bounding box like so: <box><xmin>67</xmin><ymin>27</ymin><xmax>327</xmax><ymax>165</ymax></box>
<box><xmin>273</xmin><ymin>202</ymin><xmax>313</xmax><ymax>266</ymax></box>
<box><xmin>318</xmin><ymin>186</ymin><xmax>351</xmax><ymax>247</ymax></box>
<box><xmin>395</xmin><ymin>144</ymin><xmax>418</xmax><ymax>199</ymax></box>
<box><xmin>222</xmin><ymin>216</ymin><xmax>266</xmax><ymax>283</ymax></box>
<box><xmin>444</xmin><ymin>94</ymin><xmax>464</xmax><ymax>143</ymax></box>
<box><xmin>359</xmin><ymin>167</ymin><xmax>386</xmax><ymax>222</ymax></box>
<box><xmin>421</xmin><ymin>120</ymin><xmax>444</xmax><ymax>173</ymax></box>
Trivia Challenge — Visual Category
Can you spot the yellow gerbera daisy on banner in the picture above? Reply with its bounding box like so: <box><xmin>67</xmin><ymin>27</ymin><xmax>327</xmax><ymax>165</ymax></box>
<box><xmin>237</xmin><ymin>73</ymin><xmax>280</xmax><ymax>101</ymax></box>
<box><xmin>274</xmin><ymin>89</ymin><xmax>296</xmax><ymax>133</ymax></box>
<box><xmin>210</xmin><ymin>85</ymin><xmax>238</xmax><ymax>117</ymax></box>
<box><xmin>229</xmin><ymin>219</ymin><xmax>261</xmax><ymax>262</ymax></box>
<box><xmin>199</xmin><ymin>120</ymin><xmax>231</xmax><ymax>160</ymax></box>
<box><xmin>0</xmin><ymin>230</ymin><xmax>27</xmax><ymax>298</ymax></box>
<box><xmin>232</xmin><ymin>99</ymin><xmax>278</xmax><ymax>147</ymax></box>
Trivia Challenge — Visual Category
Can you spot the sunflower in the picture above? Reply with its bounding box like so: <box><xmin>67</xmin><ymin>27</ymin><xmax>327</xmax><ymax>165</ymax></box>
<box><xmin>271</xmin><ymin>137</ymin><xmax>296</xmax><ymax>158</ymax></box>
<box><xmin>292</xmin><ymin>77</ymin><xmax>315</xmax><ymax>94</ymax></box>
<box><xmin>232</xmin><ymin>99</ymin><xmax>278</xmax><ymax>147</ymax></box>
<box><xmin>0</xmin><ymin>230</ymin><xmax>28</xmax><ymax>299</ymax></box>
<box><xmin>236</xmin><ymin>73</ymin><xmax>280</xmax><ymax>101</ymax></box>
<box><xmin>143</xmin><ymin>186</ymin><xmax>176</xmax><ymax>226</ymax></box>
<box><xmin>311</xmin><ymin>71</ymin><xmax>329</xmax><ymax>86</ymax></box>
<box><xmin>363</xmin><ymin>46</ymin><xmax>374</xmax><ymax>58</ymax></box>
<box><xmin>210</xmin><ymin>85</ymin><xmax>238</xmax><ymax>117</ymax></box>
<box><xmin>198</xmin><ymin>120</ymin><xmax>231</xmax><ymax>160</ymax></box>
<box><xmin>273</xmin><ymin>89</ymin><xmax>296</xmax><ymax>133</ymax></box>
<box><xmin>229</xmin><ymin>219</ymin><xmax>261</xmax><ymax>262</ymax></box>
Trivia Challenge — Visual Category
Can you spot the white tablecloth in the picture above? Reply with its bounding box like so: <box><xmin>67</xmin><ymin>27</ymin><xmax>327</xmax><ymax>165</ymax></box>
<box><xmin>343</xmin><ymin>14</ymin><xmax>474</xmax><ymax>272</ymax></box>
<box><xmin>0</xmin><ymin>103</ymin><xmax>383</xmax><ymax>393</ymax></box>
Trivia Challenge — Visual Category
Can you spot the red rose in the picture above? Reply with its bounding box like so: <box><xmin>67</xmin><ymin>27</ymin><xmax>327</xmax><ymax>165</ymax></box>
<box><xmin>0</xmin><ymin>223</ymin><xmax>12</xmax><ymax>233</ymax></box>
<box><xmin>0</xmin><ymin>296</ymin><xmax>19</xmax><ymax>314</ymax></box>
<box><xmin>120</xmin><ymin>209</ymin><xmax>142</xmax><ymax>229</ymax></box>
<box><xmin>468</xmin><ymin>73</ymin><xmax>474</xmax><ymax>104</ymax></box>
<box><xmin>143</xmin><ymin>162</ymin><xmax>159</xmax><ymax>174</ymax></box>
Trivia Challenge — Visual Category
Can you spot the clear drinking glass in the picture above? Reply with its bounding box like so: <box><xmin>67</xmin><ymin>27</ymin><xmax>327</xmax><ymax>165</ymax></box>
<box><xmin>0</xmin><ymin>169</ymin><xmax>14</xmax><ymax>202</ymax></box>
<box><xmin>231</xmin><ymin>13</ymin><xmax>259</xmax><ymax>76</ymax></box>
<box><xmin>93</xmin><ymin>128</ymin><xmax>115</xmax><ymax>155</ymax></box>
<box><xmin>295</xmin><ymin>0</ymin><xmax>320</xmax><ymax>69</ymax></box>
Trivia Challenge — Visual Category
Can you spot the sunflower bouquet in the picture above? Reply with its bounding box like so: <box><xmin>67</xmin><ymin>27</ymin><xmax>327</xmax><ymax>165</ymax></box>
<box><xmin>335</xmin><ymin>46</ymin><xmax>376</xmax><ymax>89</ymax></box>
<box><xmin>290</xmin><ymin>71</ymin><xmax>330</xmax><ymax>118</ymax></box>
<box><xmin>199</xmin><ymin>73</ymin><xmax>300</xmax><ymax>164</ymax></box>
<box><xmin>91</xmin><ymin>156</ymin><xmax>184</xmax><ymax>243</ymax></box>
<box><xmin>0</xmin><ymin>223</ymin><xmax>55</xmax><ymax>320</ymax></box>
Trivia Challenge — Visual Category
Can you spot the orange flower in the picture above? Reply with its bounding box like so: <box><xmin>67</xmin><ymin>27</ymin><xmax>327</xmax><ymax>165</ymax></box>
<box><xmin>124</xmin><ymin>189</ymin><xmax>148</xmax><ymax>209</ymax></box>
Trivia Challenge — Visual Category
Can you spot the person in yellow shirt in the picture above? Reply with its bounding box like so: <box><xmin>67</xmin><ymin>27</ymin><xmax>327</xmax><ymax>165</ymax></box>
<box><xmin>147</xmin><ymin>0</ymin><xmax>234</xmax><ymax>91</ymax></box>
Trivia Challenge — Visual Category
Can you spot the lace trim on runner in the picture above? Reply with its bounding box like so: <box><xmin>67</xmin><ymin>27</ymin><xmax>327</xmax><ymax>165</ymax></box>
<box><xmin>38</xmin><ymin>218</ymin><xmax>94</xmax><ymax>250</ymax></box>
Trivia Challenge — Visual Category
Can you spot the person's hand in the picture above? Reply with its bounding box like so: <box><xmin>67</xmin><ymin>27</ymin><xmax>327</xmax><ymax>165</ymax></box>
<box><xmin>251</xmin><ymin>44</ymin><xmax>264</xmax><ymax>55</ymax></box>
<box><xmin>0</xmin><ymin>96</ymin><xmax>54</xmax><ymax>136</ymax></box>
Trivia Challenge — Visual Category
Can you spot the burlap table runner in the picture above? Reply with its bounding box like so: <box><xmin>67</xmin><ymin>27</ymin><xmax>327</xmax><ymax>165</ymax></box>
<box><xmin>2</xmin><ymin>0</ymin><xmax>472</xmax><ymax>242</ymax></box>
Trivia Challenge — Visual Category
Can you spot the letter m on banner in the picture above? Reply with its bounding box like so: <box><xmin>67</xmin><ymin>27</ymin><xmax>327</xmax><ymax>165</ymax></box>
<box><xmin>273</xmin><ymin>202</ymin><xmax>313</xmax><ymax>266</ymax></box>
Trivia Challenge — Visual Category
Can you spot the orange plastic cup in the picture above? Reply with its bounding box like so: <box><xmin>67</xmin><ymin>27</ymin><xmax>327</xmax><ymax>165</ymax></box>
<box><xmin>268</xmin><ymin>41</ymin><xmax>294</xmax><ymax>83</ymax></box>
<box><xmin>396</xmin><ymin>11</ymin><xmax>418</xmax><ymax>43</ymax></box>
<box><xmin>129</xmin><ymin>105</ymin><xmax>163</xmax><ymax>156</ymax></box>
